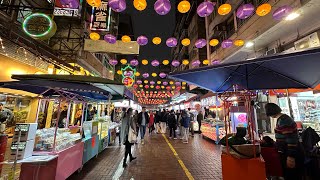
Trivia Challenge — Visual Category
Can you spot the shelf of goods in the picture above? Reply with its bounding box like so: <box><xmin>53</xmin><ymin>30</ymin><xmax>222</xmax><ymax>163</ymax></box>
<box><xmin>98</xmin><ymin>116</ymin><xmax>111</xmax><ymax>152</ymax></box>
<box><xmin>82</xmin><ymin>121</ymin><xmax>99</xmax><ymax>164</ymax></box>
<box><xmin>200</xmin><ymin>118</ymin><xmax>225</xmax><ymax>144</ymax></box>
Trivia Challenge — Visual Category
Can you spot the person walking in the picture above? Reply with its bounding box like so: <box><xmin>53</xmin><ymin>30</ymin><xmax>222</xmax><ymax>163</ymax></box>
<box><xmin>160</xmin><ymin>109</ymin><xmax>168</xmax><ymax>134</ymax></box>
<box><xmin>137</xmin><ymin>107</ymin><xmax>149</xmax><ymax>144</ymax></box>
<box><xmin>168</xmin><ymin>110</ymin><xmax>177</xmax><ymax>139</ymax></box>
<box><xmin>120</xmin><ymin>108</ymin><xmax>137</xmax><ymax>168</ymax></box>
<box><xmin>181</xmin><ymin>110</ymin><xmax>191</xmax><ymax>143</ymax></box>
<box><xmin>188</xmin><ymin>108</ymin><xmax>195</xmax><ymax>137</ymax></box>
<box><xmin>197</xmin><ymin>110</ymin><xmax>204</xmax><ymax>134</ymax></box>
<box><xmin>148</xmin><ymin>111</ymin><xmax>155</xmax><ymax>134</ymax></box>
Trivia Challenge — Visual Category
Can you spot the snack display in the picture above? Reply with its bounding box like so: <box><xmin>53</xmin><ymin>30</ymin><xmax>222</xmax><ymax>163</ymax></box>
<box><xmin>201</xmin><ymin>118</ymin><xmax>225</xmax><ymax>143</ymax></box>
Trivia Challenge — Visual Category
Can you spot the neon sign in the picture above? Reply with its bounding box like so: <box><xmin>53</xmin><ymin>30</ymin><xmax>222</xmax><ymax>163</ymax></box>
<box><xmin>121</xmin><ymin>65</ymin><xmax>136</xmax><ymax>87</ymax></box>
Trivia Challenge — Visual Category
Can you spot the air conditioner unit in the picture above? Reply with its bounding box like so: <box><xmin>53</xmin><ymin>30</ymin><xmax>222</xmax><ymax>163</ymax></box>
<box><xmin>294</xmin><ymin>32</ymin><xmax>320</xmax><ymax>50</ymax></box>
<box><xmin>265</xmin><ymin>48</ymin><xmax>277</xmax><ymax>55</ymax></box>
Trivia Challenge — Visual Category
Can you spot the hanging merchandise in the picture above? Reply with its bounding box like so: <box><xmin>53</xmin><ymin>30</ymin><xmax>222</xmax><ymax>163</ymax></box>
<box><xmin>181</xmin><ymin>38</ymin><xmax>190</xmax><ymax>46</ymax></box>
<box><xmin>209</xmin><ymin>39</ymin><xmax>219</xmax><ymax>46</ymax></box>
<box><xmin>121</xmin><ymin>65</ymin><xmax>136</xmax><ymax>87</ymax></box>
<box><xmin>142</xmin><ymin>59</ymin><xmax>149</xmax><ymax>65</ymax></box>
<box><xmin>142</xmin><ymin>73</ymin><xmax>149</xmax><ymax>78</ymax></box>
<box><xmin>166</xmin><ymin>37</ymin><xmax>178</xmax><ymax>47</ymax></box>
<box><xmin>172</xmin><ymin>60</ymin><xmax>180</xmax><ymax>67</ymax></box>
<box><xmin>137</xmin><ymin>35</ymin><xmax>148</xmax><ymax>46</ymax></box>
<box><xmin>104</xmin><ymin>34</ymin><xmax>117</xmax><ymax>44</ymax></box>
<box><xmin>236</xmin><ymin>4</ymin><xmax>255</xmax><ymax>19</ymax></box>
<box><xmin>151</xmin><ymin>60</ymin><xmax>160</xmax><ymax>67</ymax></box>
<box><xmin>221</xmin><ymin>39</ymin><xmax>233</xmax><ymax>48</ymax></box>
<box><xmin>108</xmin><ymin>0</ymin><xmax>126</xmax><ymax>12</ymax></box>
<box><xmin>256</xmin><ymin>3</ymin><xmax>272</xmax><ymax>16</ymax></box>
<box><xmin>120</xmin><ymin>59</ymin><xmax>127</xmax><ymax>64</ymax></box>
<box><xmin>182</xmin><ymin>59</ymin><xmax>189</xmax><ymax>65</ymax></box>
<box><xmin>203</xmin><ymin>59</ymin><xmax>209</xmax><ymax>65</ymax></box>
<box><xmin>192</xmin><ymin>60</ymin><xmax>201</xmax><ymax>67</ymax></box>
<box><xmin>218</xmin><ymin>4</ymin><xmax>232</xmax><ymax>15</ymax></box>
<box><xmin>162</xmin><ymin>59</ymin><xmax>169</xmax><ymax>65</ymax></box>
<box><xmin>273</xmin><ymin>5</ymin><xmax>292</xmax><ymax>20</ymax></box>
<box><xmin>152</xmin><ymin>73</ymin><xmax>157</xmax><ymax>77</ymax></box>
<box><xmin>195</xmin><ymin>39</ymin><xmax>206</xmax><ymax>48</ymax></box>
<box><xmin>159</xmin><ymin>72</ymin><xmax>167</xmax><ymax>78</ymax></box>
<box><xmin>86</xmin><ymin>0</ymin><xmax>101</xmax><ymax>7</ymax></box>
<box><xmin>177</xmin><ymin>0</ymin><xmax>191</xmax><ymax>13</ymax></box>
<box><xmin>234</xmin><ymin>39</ymin><xmax>245</xmax><ymax>47</ymax></box>
<box><xmin>197</xmin><ymin>1</ymin><xmax>215</xmax><ymax>17</ymax></box>
<box><xmin>109</xmin><ymin>59</ymin><xmax>118</xmax><ymax>66</ymax></box>
<box><xmin>90</xmin><ymin>32</ymin><xmax>100</xmax><ymax>40</ymax></box>
<box><xmin>152</xmin><ymin>37</ymin><xmax>162</xmax><ymax>45</ymax></box>
<box><xmin>122</xmin><ymin>35</ymin><xmax>131</xmax><ymax>42</ymax></box>
<box><xmin>154</xmin><ymin>0</ymin><xmax>171</xmax><ymax>15</ymax></box>
<box><xmin>130</xmin><ymin>59</ymin><xmax>139</xmax><ymax>66</ymax></box>
<box><xmin>133</xmin><ymin>0</ymin><xmax>147</xmax><ymax>11</ymax></box>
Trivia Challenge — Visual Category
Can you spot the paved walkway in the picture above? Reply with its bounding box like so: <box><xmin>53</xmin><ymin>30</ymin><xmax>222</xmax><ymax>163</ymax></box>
<box><xmin>68</xmin><ymin>131</ymin><xmax>222</xmax><ymax>180</ymax></box>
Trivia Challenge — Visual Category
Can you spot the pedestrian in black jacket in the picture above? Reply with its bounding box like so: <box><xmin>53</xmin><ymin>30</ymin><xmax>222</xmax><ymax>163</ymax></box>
<box><xmin>137</xmin><ymin>107</ymin><xmax>149</xmax><ymax>144</ymax></box>
<box><xmin>168</xmin><ymin>110</ymin><xmax>177</xmax><ymax>139</ymax></box>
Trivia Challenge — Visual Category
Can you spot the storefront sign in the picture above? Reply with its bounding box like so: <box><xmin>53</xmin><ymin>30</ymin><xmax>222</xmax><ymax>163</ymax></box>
<box><xmin>90</xmin><ymin>1</ymin><xmax>111</xmax><ymax>31</ymax></box>
<box><xmin>53</xmin><ymin>0</ymin><xmax>82</xmax><ymax>17</ymax></box>
<box><xmin>84</xmin><ymin>39</ymin><xmax>139</xmax><ymax>54</ymax></box>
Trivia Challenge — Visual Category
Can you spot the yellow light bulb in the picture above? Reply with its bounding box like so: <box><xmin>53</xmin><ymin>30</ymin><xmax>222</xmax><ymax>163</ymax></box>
<box><xmin>169</xmin><ymin>81</ymin><xmax>174</xmax><ymax>85</ymax></box>
<box><xmin>86</xmin><ymin>0</ymin><xmax>101</xmax><ymax>7</ymax></box>
<box><xmin>157</xmin><ymin>81</ymin><xmax>161</xmax><ymax>84</ymax></box>
<box><xmin>234</xmin><ymin>40</ymin><xmax>245</xmax><ymax>47</ymax></box>
<box><xmin>144</xmin><ymin>80</ymin><xmax>148</xmax><ymax>84</ymax></box>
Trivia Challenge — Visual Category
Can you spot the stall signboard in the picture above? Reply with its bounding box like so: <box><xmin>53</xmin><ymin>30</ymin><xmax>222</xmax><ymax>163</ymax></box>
<box><xmin>90</xmin><ymin>1</ymin><xmax>111</xmax><ymax>31</ymax></box>
<box><xmin>54</xmin><ymin>0</ymin><xmax>82</xmax><ymax>17</ymax></box>
<box><xmin>201</xmin><ymin>96</ymin><xmax>219</xmax><ymax>107</ymax></box>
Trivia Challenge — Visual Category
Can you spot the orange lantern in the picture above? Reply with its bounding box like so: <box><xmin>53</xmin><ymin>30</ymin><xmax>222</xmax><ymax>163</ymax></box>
<box><xmin>182</xmin><ymin>59</ymin><xmax>189</xmax><ymax>65</ymax></box>
<box><xmin>152</xmin><ymin>37</ymin><xmax>161</xmax><ymax>45</ymax></box>
<box><xmin>218</xmin><ymin>4</ymin><xmax>232</xmax><ymax>15</ymax></box>
<box><xmin>86</xmin><ymin>0</ymin><xmax>101</xmax><ymax>7</ymax></box>
<box><xmin>90</xmin><ymin>32</ymin><xmax>100</xmax><ymax>40</ymax></box>
<box><xmin>133</xmin><ymin>0</ymin><xmax>147</xmax><ymax>11</ymax></box>
<box><xmin>203</xmin><ymin>59</ymin><xmax>209</xmax><ymax>65</ymax></box>
<box><xmin>122</xmin><ymin>35</ymin><xmax>131</xmax><ymax>43</ymax></box>
<box><xmin>135</xmin><ymin>72</ymin><xmax>140</xmax><ymax>77</ymax></box>
<box><xmin>234</xmin><ymin>40</ymin><xmax>245</xmax><ymax>46</ymax></box>
<box><xmin>181</xmin><ymin>38</ymin><xmax>190</xmax><ymax>46</ymax></box>
<box><xmin>120</xmin><ymin>59</ymin><xmax>127</xmax><ymax>64</ymax></box>
<box><xmin>256</xmin><ymin>3</ymin><xmax>272</xmax><ymax>16</ymax></box>
<box><xmin>162</xmin><ymin>59</ymin><xmax>169</xmax><ymax>65</ymax></box>
<box><xmin>178</xmin><ymin>0</ymin><xmax>191</xmax><ymax>13</ymax></box>
<box><xmin>209</xmin><ymin>39</ymin><xmax>219</xmax><ymax>46</ymax></box>
<box><xmin>142</xmin><ymin>59</ymin><xmax>148</xmax><ymax>65</ymax></box>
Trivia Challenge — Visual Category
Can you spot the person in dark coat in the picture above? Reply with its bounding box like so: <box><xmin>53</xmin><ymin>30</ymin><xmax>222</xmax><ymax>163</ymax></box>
<box><xmin>160</xmin><ymin>109</ymin><xmax>168</xmax><ymax>133</ymax></box>
<box><xmin>197</xmin><ymin>111</ymin><xmax>204</xmax><ymax>133</ymax></box>
<box><xmin>168</xmin><ymin>110</ymin><xmax>177</xmax><ymax>139</ymax></box>
<box><xmin>137</xmin><ymin>107</ymin><xmax>149</xmax><ymax>144</ymax></box>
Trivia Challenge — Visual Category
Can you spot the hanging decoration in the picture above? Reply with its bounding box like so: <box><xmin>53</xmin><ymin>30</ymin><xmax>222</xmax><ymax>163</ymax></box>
<box><xmin>142</xmin><ymin>73</ymin><xmax>149</xmax><ymax>78</ymax></box>
<box><xmin>222</xmin><ymin>39</ymin><xmax>233</xmax><ymax>48</ymax></box>
<box><xmin>144</xmin><ymin>80</ymin><xmax>149</xmax><ymax>84</ymax></box>
<box><xmin>182</xmin><ymin>59</ymin><xmax>189</xmax><ymax>65</ymax></box>
<box><xmin>104</xmin><ymin>34</ymin><xmax>117</xmax><ymax>44</ymax></box>
<box><xmin>122</xmin><ymin>35</ymin><xmax>131</xmax><ymax>43</ymax></box>
<box><xmin>192</xmin><ymin>60</ymin><xmax>201</xmax><ymax>67</ymax></box>
<box><xmin>150</xmin><ymin>81</ymin><xmax>155</xmax><ymax>85</ymax></box>
<box><xmin>175</xmin><ymin>82</ymin><xmax>181</xmax><ymax>86</ymax></box>
<box><xmin>203</xmin><ymin>59</ymin><xmax>209</xmax><ymax>65</ymax></box>
<box><xmin>137</xmin><ymin>80</ymin><xmax>142</xmax><ymax>84</ymax></box>
<box><xmin>218</xmin><ymin>4</ymin><xmax>232</xmax><ymax>15</ymax></box>
<box><xmin>142</xmin><ymin>59</ymin><xmax>149</xmax><ymax>65</ymax></box>
<box><xmin>150</xmin><ymin>85</ymin><xmax>154</xmax><ymax>88</ymax></box>
<box><xmin>109</xmin><ymin>59</ymin><xmax>118</xmax><ymax>66</ymax></box>
<box><xmin>90</xmin><ymin>32</ymin><xmax>100</xmax><ymax>40</ymax></box>
<box><xmin>273</xmin><ymin>5</ymin><xmax>292</xmax><ymax>20</ymax></box>
<box><xmin>172</xmin><ymin>86</ymin><xmax>176</xmax><ymax>89</ymax></box>
<box><xmin>169</xmin><ymin>81</ymin><xmax>174</xmax><ymax>85</ymax></box>
<box><xmin>109</xmin><ymin>0</ymin><xmax>127</xmax><ymax>12</ymax></box>
<box><xmin>86</xmin><ymin>0</ymin><xmax>101</xmax><ymax>7</ymax></box>
<box><xmin>130</xmin><ymin>59</ymin><xmax>139</xmax><ymax>66</ymax></box>
<box><xmin>139</xmin><ymin>84</ymin><xmax>143</xmax><ymax>87</ymax></box>
<box><xmin>182</xmin><ymin>82</ymin><xmax>187</xmax><ymax>85</ymax></box>
<box><xmin>137</xmin><ymin>35</ymin><xmax>148</xmax><ymax>46</ymax></box>
<box><xmin>117</xmin><ymin>70</ymin><xmax>122</xmax><ymax>75</ymax></box>
<box><xmin>152</xmin><ymin>73</ymin><xmax>157</xmax><ymax>77</ymax></box>
<box><xmin>197</xmin><ymin>1</ymin><xmax>215</xmax><ymax>17</ymax></box>
<box><xmin>156</xmin><ymin>85</ymin><xmax>160</xmax><ymax>89</ymax></box>
<box><xmin>135</xmin><ymin>71</ymin><xmax>140</xmax><ymax>76</ymax></box>
<box><xmin>151</xmin><ymin>60</ymin><xmax>160</xmax><ymax>66</ymax></box>
<box><xmin>195</xmin><ymin>39</ymin><xmax>206</xmax><ymax>48</ymax></box>
<box><xmin>211</xmin><ymin>59</ymin><xmax>220</xmax><ymax>65</ymax></box>
<box><xmin>209</xmin><ymin>39</ymin><xmax>219</xmax><ymax>46</ymax></box>
<box><xmin>163</xmin><ymin>81</ymin><xmax>168</xmax><ymax>85</ymax></box>
<box><xmin>145</xmin><ymin>85</ymin><xmax>149</xmax><ymax>89</ymax></box>
<box><xmin>172</xmin><ymin>60</ymin><xmax>180</xmax><ymax>67</ymax></box>
<box><xmin>133</xmin><ymin>0</ymin><xmax>147</xmax><ymax>11</ymax></box>
<box><xmin>133</xmin><ymin>84</ymin><xmax>138</xmax><ymax>89</ymax></box>
<box><xmin>178</xmin><ymin>0</ymin><xmax>191</xmax><ymax>13</ymax></box>
<box><xmin>152</xmin><ymin>37</ymin><xmax>162</xmax><ymax>45</ymax></box>
<box><xmin>159</xmin><ymin>72</ymin><xmax>167</xmax><ymax>78</ymax></box>
<box><xmin>182</xmin><ymin>86</ymin><xmax>186</xmax><ymax>89</ymax></box>
<box><xmin>157</xmin><ymin>81</ymin><xmax>161</xmax><ymax>84</ymax></box>
<box><xmin>234</xmin><ymin>39</ymin><xmax>245</xmax><ymax>46</ymax></box>
<box><xmin>256</xmin><ymin>3</ymin><xmax>272</xmax><ymax>16</ymax></box>
<box><xmin>121</xmin><ymin>65</ymin><xmax>136</xmax><ymax>87</ymax></box>
<box><xmin>236</xmin><ymin>4</ymin><xmax>255</xmax><ymax>19</ymax></box>
<box><xmin>181</xmin><ymin>38</ymin><xmax>190</xmax><ymax>46</ymax></box>
<box><xmin>120</xmin><ymin>59</ymin><xmax>127</xmax><ymax>64</ymax></box>
<box><xmin>166</xmin><ymin>37</ymin><xmax>178</xmax><ymax>47</ymax></box>
<box><xmin>162</xmin><ymin>59</ymin><xmax>169</xmax><ymax>65</ymax></box>
<box><xmin>154</xmin><ymin>0</ymin><xmax>171</xmax><ymax>15</ymax></box>
<box><xmin>166</xmin><ymin>86</ymin><xmax>171</xmax><ymax>90</ymax></box>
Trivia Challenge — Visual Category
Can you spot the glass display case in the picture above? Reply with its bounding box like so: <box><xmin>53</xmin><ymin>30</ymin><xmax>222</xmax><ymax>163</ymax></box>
<box><xmin>201</xmin><ymin>118</ymin><xmax>225</xmax><ymax>144</ymax></box>
<box><xmin>97</xmin><ymin>116</ymin><xmax>111</xmax><ymax>152</ymax></box>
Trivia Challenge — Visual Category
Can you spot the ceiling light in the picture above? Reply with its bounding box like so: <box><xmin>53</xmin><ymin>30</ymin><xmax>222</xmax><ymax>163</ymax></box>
<box><xmin>245</xmin><ymin>41</ymin><xmax>254</xmax><ymax>48</ymax></box>
<box><xmin>284</xmin><ymin>12</ymin><xmax>300</xmax><ymax>21</ymax></box>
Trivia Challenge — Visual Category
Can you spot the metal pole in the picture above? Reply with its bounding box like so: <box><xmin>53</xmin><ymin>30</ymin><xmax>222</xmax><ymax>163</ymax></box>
<box><xmin>205</xmin><ymin>14</ymin><xmax>211</xmax><ymax>62</ymax></box>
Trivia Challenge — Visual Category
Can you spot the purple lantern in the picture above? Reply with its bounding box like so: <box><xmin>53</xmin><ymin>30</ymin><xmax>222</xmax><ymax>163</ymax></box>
<box><xmin>222</xmin><ymin>39</ymin><xmax>233</xmax><ymax>48</ymax></box>
<box><xmin>159</xmin><ymin>72</ymin><xmax>167</xmax><ymax>78</ymax></box>
<box><xmin>137</xmin><ymin>80</ymin><xmax>142</xmax><ymax>84</ymax></box>
<box><xmin>137</xmin><ymin>36</ymin><xmax>148</xmax><ymax>46</ymax></box>
<box><xmin>109</xmin><ymin>59</ymin><xmax>118</xmax><ymax>66</ymax></box>
<box><xmin>166</xmin><ymin>37</ymin><xmax>178</xmax><ymax>47</ymax></box>
<box><xmin>273</xmin><ymin>5</ymin><xmax>293</xmax><ymax>21</ymax></box>
<box><xmin>172</xmin><ymin>60</ymin><xmax>180</xmax><ymax>67</ymax></box>
<box><xmin>109</xmin><ymin>0</ymin><xmax>126</xmax><ymax>12</ymax></box>
<box><xmin>236</xmin><ymin>4</ymin><xmax>255</xmax><ymax>19</ymax></box>
<box><xmin>130</xmin><ymin>59</ymin><xmax>139</xmax><ymax>66</ymax></box>
<box><xmin>192</xmin><ymin>60</ymin><xmax>201</xmax><ymax>67</ymax></box>
<box><xmin>124</xmin><ymin>71</ymin><xmax>133</xmax><ymax>77</ymax></box>
<box><xmin>142</xmin><ymin>73</ymin><xmax>149</xmax><ymax>78</ymax></box>
<box><xmin>163</xmin><ymin>81</ymin><xmax>168</xmax><ymax>86</ymax></box>
<box><xmin>195</xmin><ymin>39</ymin><xmax>206</xmax><ymax>48</ymax></box>
<box><xmin>150</xmin><ymin>81</ymin><xmax>155</xmax><ymax>85</ymax></box>
<box><xmin>60</xmin><ymin>0</ymin><xmax>79</xmax><ymax>8</ymax></box>
<box><xmin>154</xmin><ymin>0</ymin><xmax>171</xmax><ymax>15</ymax></box>
<box><xmin>175</xmin><ymin>82</ymin><xmax>181</xmax><ymax>86</ymax></box>
<box><xmin>104</xmin><ymin>34</ymin><xmax>117</xmax><ymax>44</ymax></box>
<box><xmin>211</xmin><ymin>59</ymin><xmax>220</xmax><ymax>65</ymax></box>
<box><xmin>197</xmin><ymin>1</ymin><xmax>215</xmax><ymax>17</ymax></box>
<box><xmin>151</xmin><ymin>60</ymin><xmax>160</xmax><ymax>67</ymax></box>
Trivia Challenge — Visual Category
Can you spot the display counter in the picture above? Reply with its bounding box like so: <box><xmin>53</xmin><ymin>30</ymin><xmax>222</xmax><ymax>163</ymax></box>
<box><xmin>98</xmin><ymin>117</ymin><xmax>110</xmax><ymax>152</ymax></box>
<box><xmin>201</xmin><ymin>118</ymin><xmax>225</xmax><ymax>144</ymax></box>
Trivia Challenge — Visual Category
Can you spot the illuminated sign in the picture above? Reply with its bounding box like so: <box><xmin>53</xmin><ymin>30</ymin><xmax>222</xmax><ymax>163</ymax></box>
<box><xmin>121</xmin><ymin>65</ymin><xmax>136</xmax><ymax>87</ymax></box>
<box><xmin>90</xmin><ymin>1</ymin><xmax>112</xmax><ymax>31</ymax></box>
<box><xmin>54</xmin><ymin>0</ymin><xmax>82</xmax><ymax>17</ymax></box>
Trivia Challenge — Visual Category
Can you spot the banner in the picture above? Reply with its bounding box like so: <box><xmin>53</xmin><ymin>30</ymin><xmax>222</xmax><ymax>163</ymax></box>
<box><xmin>90</xmin><ymin>1</ymin><xmax>111</xmax><ymax>31</ymax></box>
<box><xmin>84</xmin><ymin>39</ymin><xmax>140</xmax><ymax>54</ymax></box>
<box><xmin>54</xmin><ymin>0</ymin><xmax>82</xmax><ymax>17</ymax></box>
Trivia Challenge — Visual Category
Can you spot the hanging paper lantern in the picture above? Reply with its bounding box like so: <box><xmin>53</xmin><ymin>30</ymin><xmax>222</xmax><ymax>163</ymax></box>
<box><xmin>86</xmin><ymin>0</ymin><xmax>101</xmax><ymax>7</ymax></box>
<box><xmin>203</xmin><ymin>59</ymin><xmax>209</xmax><ymax>65</ymax></box>
<box><xmin>182</xmin><ymin>82</ymin><xmax>187</xmax><ymax>85</ymax></box>
<box><xmin>172</xmin><ymin>60</ymin><xmax>180</xmax><ymax>67</ymax></box>
<box><xmin>90</xmin><ymin>32</ymin><xmax>100</xmax><ymax>40</ymax></box>
<box><xmin>139</xmin><ymin>84</ymin><xmax>143</xmax><ymax>88</ymax></box>
<box><xmin>181</xmin><ymin>38</ymin><xmax>190</xmax><ymax>46</ymax></box>
<box><xmin>133</xmin><ymin>84</ymin><xmax>138</xmax><ymax>89</ymax></box>
<box><xmin>175</xmin><ymin>82</ymin><xmax>181</xmax><ymax>86</ymax></box>
<box><xmin>135</xmin><ymin>72</ymin><xmax>140</xmax><ymax>76</ymax></box>
<box><xmin>211</xmin><ymin>59</ymin><xmax>220</xmax><ymax>65</ymax></box>
<box><xmin>137</xmin><ymin>80</ymin><xmax>142</xmax><ymax>84</ymax></box>
<box><xmin>157</xmin><ymin>81</ymin><xmax>161</xmax><ymax>84</ymax></box>
<box><xmin>117</xmin><ymin>70</ymin><xmax>122</xmax><ymax>75</ymax></box>
<box><xmin>163</xmin><ymin>81</ymin><xmax>168</xmax><ymax>85</ymax></box>
<box><xmin>152</xmin><ymin>37</ymin><xmax>161</xmax><ymax>45</ymax></box>
<box><xmin>182</xmin><ymin>59</ymin><xmax>189</xmax><ymax>65</ymax></box>
<box><xmin>161</xmin><ymin>86</ymin><xmax>165</xmax><ymax>89</ymax></box>
<box><xmin>144</xmin><ymin>80</ymin><xmax>148</xmax><ymax>84</ymax></box>
<box><xmin>109</xmin><ymin>0</ymin><xmax>126</xmax><ymax>12</ymax></box>
<box><xmin>122</xmin><ymin>35</ymin><xmax>131</xmax><ymax>43</ymax></box>
<box><xmin>151</xmin><ymin>60</ymin><xmax>160</xmax><ymax>67</ymax></box>
<box><xmin>104</xmin><ymin>34</ymin><xmax>117</xmax><ymax>44</ymax></box>
<box><xmin>222</xmin><ymin>39</ymin><xmax>233</xmax><ymax>48</ymax></box>
<box><xmin>169</xmin><ymin>81</ymin><xmax>174</xmax><ymax>85</ymax></box>
<box><xmin>130</xmin><ymin>59</ymin><xmax>139</xmax><ymax>66</ymax></box>
<box><xmin>120</xmin><ymin>59</ymin><xmax>127</xmax><ymax>64</ymax></box>
<box><xmin>166</xmin><ymin>37</ymin><xmax>178</xmax><ymax>47</ymax></box>
<box><xmin>109</xmin><ymin>59</ymin><xmax>118</xmax><ymax>66</ymax></box>
<box><xmin>142</xmin><ymin>73</ymin><xmax>149</xmax><ymax>78</ymax></box>
<box><xmin>234</xmin><ymin>39</ymin><xmax>245</xmax><ymax>47</ymax></box>
<box><xmin>182</xmin><ymin>86</ymin><xmax>186</xmax><ymax>89</ymax></box>
<box><xmin>195</xmin><ymin>39</ymin><xmax>206</xmax><ymax>48</ymax></box>
<box><xmin>236</xmin><ymin>4</ymin><xmax>255</xmax><ymax>19</ymax></box>
<box><xmin>209</xmin><ymin>39</ymin><xmax>219</xmax><ymax>46</ymax></box>
<box><xmin>150</xmin><ymin>85</ymin><xmax>154</xmax><ymax>88</ymax></box>
<box><xmin>273</xmin><ymin>5</ymin><xmax>292</xmax><ymax>21</ymax></box>
<box><xmin>150</xmin><ymin>81</ymin><xmax>155</xmax><ymax>85</ymax></box>
<box><xmin>154</xmin><ymin>0</ymin><xmax>171</xmax><ymax>15</ymax></box>
<box><xmin>166</xmin><ymin>86</ymin><xmax>171</xmax><ymax>90</ymax></box>
<box><xmin>133</xmin><ymin>0</ymin><xmax>147</xmax><ymax>11</ymax></box>
<box><xmin>152</xmin><ymin>73</ymin><xmax>157</xmax><ymax>77</ymax></box>
<box><xmin>172</xmin><ymin>86</ymin><xmax>176</xmax><ymax>90</ymax></box>
<box><xmin>162</xmin><ymin>59</ymin><xmax>169</xmax><ymax>65</ymax></box>
<box><xmin>142</xmin><ymin>59</ymin><xmax>149</xmax><ymax>65</ymax></box>
<box><xmin>192</xmin><ymin>60</ymin><xmax>201</xmax><ymax>67</ymax></box>
<box><xmin>178</xmin><ymin>0</ymin><xmax>191</xmax><ymax>13</ymax></box>
<box><xmin>137</xmin><ymin>36</ymin><xmax>148</xmax><ymax>46</ymax></box>
<box><xmin>197</xmin><ymin>1</ymin><xmax>215</xmax><ymax>17</ymax></box>
<box><xmin>159</xmin><ymin>72</ymin><xmax>167</xmax><ymax>78</ymax></box>
<box><xmin>156</xmin><ymin>85</ymin><xmax>160</xmax><ymax>89</ymax></box>
<box><xmin>218</xmin><ymin>4</ymin><xmax>232</xmax><ymax>15</ymax></box>
<box><xmin>145</xmin><ymin>85</ymin><xmax>149</xmax><ymax>89</ymax></box>
<box><xmin>256</xmin><ymin>3</ymin><xmax>272</xmax><ymax>16</ymax></box>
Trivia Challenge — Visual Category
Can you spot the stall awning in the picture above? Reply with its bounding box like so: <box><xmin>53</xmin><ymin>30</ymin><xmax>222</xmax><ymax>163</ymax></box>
<box><xmin>169</xmin><ymin>48</ymin><xmax>320</xmax><ymax>92</ymax></box>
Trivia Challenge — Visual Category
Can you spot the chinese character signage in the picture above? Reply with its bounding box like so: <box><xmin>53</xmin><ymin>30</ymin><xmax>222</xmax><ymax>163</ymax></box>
<box><xmin>90</xmin><ymin>1</ymin><xmax>111</xmax><ymax>31</ymax></box>
<box><xmin>121</xmin><ymin>65</ymin><xmax>136</xmax><ymax>87</ymax></box>
<box><xmin>54</xmin><ymin>0</ymin><xmax>82</xmax><ymax>17</ymax></box>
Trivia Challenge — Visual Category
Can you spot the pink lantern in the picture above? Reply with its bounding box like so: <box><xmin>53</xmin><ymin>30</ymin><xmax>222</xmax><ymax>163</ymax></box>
<box><xmin>163</xmin><ymin>81</ymin><xmax>168</xmax><ymax>85</ymax></box>
<box><xmin>171</xmin><ymin>60</ymin><xmax>180</xmax><ymax>67</ymax></box>
<box><xmin>156</xmin><ymin>85</ymin><xmax>160</xmax><ymax>89</ymax></box>
<box><xmin>166</xmin><ymin>37</ymin><xmax>178</xmax><ymax>47</ymax></box>
<box><xmin>109</xmin><ymin>59</ymin><xmax>118</xmax><ymax>66</ymax></box>
<box><xmin>137</xmin><ymin>36</ymin><xmax>148</xmax><ymax>46</ymax></box>
<box><xmin>154</xmin><ymin>0</ymin><xmax>171</xmax><ymax>15</ymax></box>
<box><xmin>137</xmin><ymin>80</ymin><xmax>142</xmax><ymax>84</ymax></box>
<box><xmin>142</xmin><ymin>73</ymin><xmax>149</xmax><ymax>78</ymax></box>
<box><xmin>159</xmin><ymin>72</ymin><xmax>167</xmax><ymax>78</ymax></box>
<box><xmin>222</xmin><ymin>39</ymin><xmax>233</xmax><ymax>48</ymax></box>
<box><xmin>192</xmin><ymin>60</ymin><xmax>201</xmax><ymax>67</ymax></box>
<box><xmin>195</xmin><ymin>39</ymin><xmax>206</xmax><ymax>48</ymax></box>
<box><xmin>130</xmin><ymin>59</ymin><xmax>139</xmax><ymax>66</ymax></box>
<box><xmin>150</xmin><ymin>81</ymin><xmax>155</xmax><ymax>85</ymax></box>
<box><xmin>175</xmin><ymin>82</ymin><xmax>181</xmax><ymax>86</ymax></box>
<box><xmin>273</xmin><ymin>5</ymin><xmax>292</xmax><ymax>20</ymax></box>
<box><xmin>236</xmin><ymin>4</ymin><xmax>255</xmax><ymax>19</ymax></box>
<box><xmin>211</xmin><ymin>59</ymin><xmax>220</xmax><ymax>65</ymax></box>
<box><xmin>197</xmin><ymin>1</ymin><xmax>215</xmax><ymax>17</ymax></box>
<box><xmin>109</xmin><ymin>0</ymin><xmax>126</xmax><ymax>12</ymax></box>
<box><xmin>151</xmin><ymin>60</ymin><xmax>160</xmax><ymax>67</ymax></box>
<box><xmin>104</xmin><ymin>34</ymin><xmax>117</xmax><ymax>44</ymax></box>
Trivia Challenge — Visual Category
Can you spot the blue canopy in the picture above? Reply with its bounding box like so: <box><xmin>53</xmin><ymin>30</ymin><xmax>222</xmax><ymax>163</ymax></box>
<box><xmin>169</xmin><ymin>48</ymin><xmax>320</xmax><ymax>92</ymax></box>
